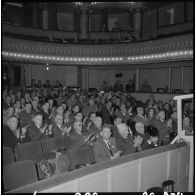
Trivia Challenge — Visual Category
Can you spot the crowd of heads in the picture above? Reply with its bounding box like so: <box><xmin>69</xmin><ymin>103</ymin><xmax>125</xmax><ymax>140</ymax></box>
<box><xmin>3</xmin><ymin>79</ymin><xmax>193</xmax><ymax>154</ymax></box>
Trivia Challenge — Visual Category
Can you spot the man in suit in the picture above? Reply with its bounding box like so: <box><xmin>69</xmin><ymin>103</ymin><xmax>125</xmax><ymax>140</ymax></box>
<box><xmin>142</xmin><ymin>126</ymin><xmax>159</xmax><ymax>150</ymax></box>
<box><xmin>115</xmin><ymin>123</ymin><xmax>142</xmax><ymax>156</ymax></box>
<box><xmin>52</xmin><ymin>114</ymin><xmax>66</xmax><ymax>138</ymax></box>
<box><xmin>66</xmin><ymin>121</ymin><xmax>89</xmax><ymax>150</ymax></box>
<box><xmin>19</xmin><ymin>103</ymin><xmax>34</xmax><ymax>128</ymax></box>
<box><xmin>3</xmin><ymin>116</ymin><xmax>30</xmax><ymax>149</ymax></box>
<box><xmin>27</xmin><ymin>114</ymin><xmax>50</xmax><ymax>142</ymax></box>
<box><xmin>93</xmin><ymin>125</ymin><xmax>121</xmax><ymax>163</ymax></box>
<box><xmin>133</xmin><ymin>106</ymin><xmax>148</xmax><ymax>126</ymax></box>
<box><xmin>152</xmin><ymin>110</ymin><xmax>173</xmax><ymax>146</ymax></box>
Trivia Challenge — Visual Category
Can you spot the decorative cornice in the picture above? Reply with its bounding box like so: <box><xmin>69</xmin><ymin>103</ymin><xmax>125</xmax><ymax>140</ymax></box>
<box><xmin>2</xmin><ymin>34</ymin><xmax>193</xmax><ymax>65</ymax></box>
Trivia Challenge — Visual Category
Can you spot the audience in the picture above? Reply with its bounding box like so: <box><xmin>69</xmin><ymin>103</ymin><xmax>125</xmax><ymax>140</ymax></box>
<box><xmin>2</xmin><ymin>79</ymin><xmax>193</xmax><ymax>178</ymax></box>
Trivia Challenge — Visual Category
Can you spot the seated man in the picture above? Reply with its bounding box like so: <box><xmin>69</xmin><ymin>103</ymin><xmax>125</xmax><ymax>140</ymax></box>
<box><xmin>142</xmin><ymin>126</ymin><xmax>159</xmax><ymax>150</ymax></box>
<box><xmin>89</xmin><ymin>116</ymin><xmax>103</xmax><ymax>137</ymax></box>
<box><xmin>66</xmin><ymin>121</ymin><xmax>90</xmax><ymax>150</ymax></box>
<box><xmin>115</xmin><ymin>123</ymin><xmax>142</xmax><ymax>156</ymax></box>
<box><xmin>52</xmin><ymin>114</ymin><xmax>70</xmax><ymax>138</ymax></box>
<box><xmin>111</xmin><ymin>116</ymin><xmax>122</xmax><ymax>139</ymax></box>
<box><xmin>27</xmin><ymin>114</ymin><xmax>51</xmax><ymax>142</ymax></box>
<box><xmin>19</xmin><ymin>102</ymin><xmax>34</xmax><ymax>128</ymax></box>
<box><xmin>3</xmin><ymin>116</ymin><xmax>30</xmax><ymax>149</ymax></box>
<box><xmin>93</xmin><ymin>125</ymin><xmax>122</xmax><ymax>163</ymax></box>
<box><xmin>135</xmin><ymin>122</ymin><xmax>145</xmax><ymax>136</ymax></box>
<box><xmin>133</xmin><ymin>105</ymin><xmax>148</xmax><ymax>126</ymax></box>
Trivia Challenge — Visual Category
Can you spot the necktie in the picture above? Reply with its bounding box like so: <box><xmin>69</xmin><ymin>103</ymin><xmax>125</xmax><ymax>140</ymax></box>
<box><xmin>106</xmin><ymin>140</ymin><xmax>113</xmax><ymax>157</ymax></box>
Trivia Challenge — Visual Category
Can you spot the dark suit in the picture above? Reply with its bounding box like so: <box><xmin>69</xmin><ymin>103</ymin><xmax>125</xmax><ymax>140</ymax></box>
<box><xmin>115</xmin><ymin>134</ymin><xmax>135</xmax><ymax>156</ymax></box>
<box><xmin>3</xmin><ymin>125</ymin><xmax>19</xmax><ymax>149</ymax></box>
<box><xmin>3</xmin><ymin>125</ymin><xmax>30</xmax><ymax>149</ymax></box>
<box><xmin>93</xmin><ymin>137</ymin><xmax>118</xmax><ymax>163</ymax></box>
<box><xmin>98</xmin><ymin>103</ymin><xmax>111</xmax><ymax>124</ymax></box>
<box><xmin>66</xmin><ymin>130</ymin><xmax>87</xmax><ymax>150</ymax></box>
<box><xmin>133</xmin><ymin>114</ymin><xmax>148</xmax><ymax>126</ymax></box>
<box><xmin>27</xmin><ymin>122</ymin><xmax>48</xmax><ymax>142</ymax></box>
<box><xmin>52</xmin><ymin>123</ymin><xmax>64</xmax><ymax>138</ymax></box>
<box><xmin>152</xmin><ymin>119</ymin><xmax>172</xmax><ymax>145</ymax></box>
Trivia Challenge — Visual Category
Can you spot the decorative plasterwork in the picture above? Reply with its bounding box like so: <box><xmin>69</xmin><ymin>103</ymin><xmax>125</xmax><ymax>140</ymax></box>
<box><xmin>2</xmin><ymin>34</ymin><xmax>193</xmax><ymax>65</ymax></box>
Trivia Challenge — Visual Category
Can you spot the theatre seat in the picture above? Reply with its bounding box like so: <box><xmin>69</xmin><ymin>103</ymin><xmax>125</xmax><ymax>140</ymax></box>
<box><xmin>40</xmin><ymin>137</ymin><xmax>66</xmax><ymax>153</ymax></box>
<box><xmin>66</xmin><ymin>146</ymin><xmax>92</xmax><ymax>170</ymax></box>
<box><xmin>15</xmin><ymin>142</ymin><xmax>43</xmax><ymax>161</ymax></box>
<box><xmin>161</xmin><ymin>180</ymin><xmax>175</xmax><ymax>192</ymax></box>
<box><xmin>147</xmin><ymin>187</ymin><xmax>164</xmax><ymax>192</ymax></box>
<box><xmin>3</xmin><ymin>160</ymin><xmax>38</xmax><ymax>191</ymax></box>
<box><xmin>3</xmin><ymin>146</ymin><xmax>15</xmax><ymax>166</ymax></box>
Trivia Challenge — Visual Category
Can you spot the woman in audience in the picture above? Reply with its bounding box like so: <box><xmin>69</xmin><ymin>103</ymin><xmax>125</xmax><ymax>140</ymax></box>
<box><xmin>116</xmin><ymin>103</ymin><xmax>132</xmax><ymax>123</ymax></box>
<box><xmin>146</xmin><ymin>108</ymin><xmax>156</xmax><ymax>126</ymax></box>
<box><xmin>83</xmin><ymin>96</ymin><xmax>98</xmax><ymax>118</ymax></box>
<box><xmin>163</xmin><ymin>102</ymin><xmax>172</xmax><ymax>120</ymax></box>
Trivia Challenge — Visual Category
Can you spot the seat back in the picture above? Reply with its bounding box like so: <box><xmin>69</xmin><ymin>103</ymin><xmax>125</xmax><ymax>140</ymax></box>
<box><xmin>66</xmin><ymin>146</ymin><xmax>91</xmax><ymax>170</ymax></box>
<box><xmin>147</xmin><ymin>187</ymin><xmax>164</xmax><ymax>193</ymax></box>
<box><xmin>161</xmin><ymin>180</ymin><xmax>175</xmax><ymax>192</ymax></box>
<box><xmin>40</xmin><ymin>137</ymin><xmax>66</xmax><ymax>153</ymax></box>
<box><xmin>3</xmin><ymin>160</ymin><xmax>38</xmax><ymax>190</ymax></box>
<box><xmin>15</xmin><ymin>142</ymin><xmax>42</xmax><ymax>161</ymax></box>
<box><xmin>3</xmin><ymin>146</ymin><xmax>15</xmax><ymax>166</ymax></box>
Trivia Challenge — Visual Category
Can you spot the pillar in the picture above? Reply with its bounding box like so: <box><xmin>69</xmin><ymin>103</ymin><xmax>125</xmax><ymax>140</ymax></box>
<box><xmin>79</xmin><ymin>10</ymin><xmax>89</xmax><ymax>39</ymax></box>
<box><xmin>168</xmin><ymin>67</ymin><xmax>172</xmax><ymax>93</ymax></box>
<box><xmin>135</xmin><ymin>69</ymin><xmax>140</xmax><ymax>92</ymax></box>
<box><xmin>133</xmin><ymin>8</ymin><xmax>143</xmax><ymax>41</ymax></box>
<box><xmin>181</xmin><ymin>67</ymin><xmax>184</xmax><ymax>92</ymax></box>
<box><xmin>28</xmin><ymin>64</ymin><xmax>32</xmax><ymax>87</ymax></box>
<box><xmin>86</xmin><ymin>68</ymin><xmax>89</xmax><ymax>91</ymax></box>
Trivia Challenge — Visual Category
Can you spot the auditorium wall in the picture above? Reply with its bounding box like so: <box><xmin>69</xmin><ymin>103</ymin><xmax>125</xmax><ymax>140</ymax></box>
<box><xmin>31</xmin><ymin>65</ymin><xmax>78</xmax><ymax>86</ymax></box>
<box><xmin>85</xmin><ymin>61</ymin><xmax>193</xmax><ymax>93</ymax></box>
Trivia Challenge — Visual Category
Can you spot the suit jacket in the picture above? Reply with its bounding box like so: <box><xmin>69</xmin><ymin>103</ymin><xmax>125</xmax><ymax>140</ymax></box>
<box><xmin>98</xmin><ymin>103</ymin><xmax>111</xmax><ymax>124</ymax></box>
<box><xmin>3</xmin><ymin>125</ymin><xmax>19</xmax><ymax>149</ymax></box>
<box><xmin>27</xmin><ymin>122</ymin><xmax>48</xmax><ymax>142</ymax></box>
<box><xmin>66</xmin><ymin>129</ymin><xmax>87</xmax><ymax>150</ymax></box>
<box><xmin>93</xmin><ymin>137</ymin><xmax>118</xmax><ymax>163</ymax></box>
<box><xmin>115</xmin><ymin>134</ymin><xmax>135</xmax><ymax>156</ymax></box>
<box><xmin>3</xmin><ymin>125</ymin><xmax>30</xmax><ymax>148</ymax></box>
<box><xmin>52</xmin><ymin>123</ymin><xmax>64</xmax><ymax>138</ymax></box>
<box><xmin>133</xmin><ymin>115</ymin><xmax>148</xmax><ymax>126</ymax></box>
<box><xmin>152</xmin><ymin>119</ymin><xmax>172</xmax><ymax>145</ymax></box>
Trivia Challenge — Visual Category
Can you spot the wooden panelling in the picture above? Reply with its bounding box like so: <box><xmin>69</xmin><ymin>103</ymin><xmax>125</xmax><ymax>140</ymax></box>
<box><xmin>141</xmin><ymin>152</ymin><xmax>168</xmax><ymax>191</ymax></box>
<box><xmin>113</xmin><ymin>161</ymin><xmax>139</xmax><ymax>192</ymax></box>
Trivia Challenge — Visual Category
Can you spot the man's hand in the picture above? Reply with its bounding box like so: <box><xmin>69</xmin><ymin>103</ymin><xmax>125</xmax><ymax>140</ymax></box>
<box><xmin>111</xmin><ymin>151</ymin><xmax>122</xmax><ymax>159</ymax></box>
<box><xmin>133</xmin><ymin>135</ymin><xmax>143</xmax><ymax>148</ymax></box>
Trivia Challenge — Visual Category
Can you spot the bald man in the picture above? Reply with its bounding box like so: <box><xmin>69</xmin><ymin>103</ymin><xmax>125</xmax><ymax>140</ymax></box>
<box><xmin>27</xmin><ymin>114</ymin><xmax>49</xmax><ymax>142</ymax></box>
<box><xmin>115</xmin><ymin>123</ymin><xmax>136</xmax><ymax>156</ymax></box>
<box><xmin>3</xmin><ymin>116</ymin><xmax>30</xmax><ymax>148</ymax></box>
